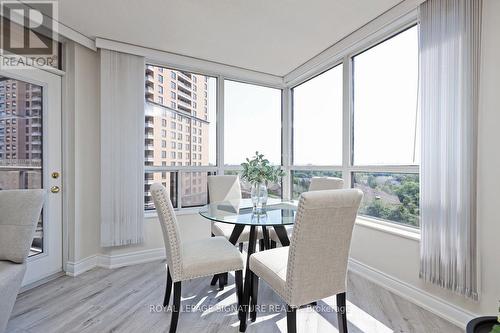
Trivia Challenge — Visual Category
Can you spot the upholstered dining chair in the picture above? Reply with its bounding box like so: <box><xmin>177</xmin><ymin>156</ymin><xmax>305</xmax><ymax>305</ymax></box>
<box><xmin>151</xmin><ymin>183</ymin><xmax>244</xmax><ymax>333</ymax></box>
<box><xmin>0</xmin><ymin>189</ymin><xmax>46</xmax><ymax>333</ymax></box>
<box><xmin>269</xmin><ymin>176</ymin><xmax>344</xmax><ymax>246</ymax></box>
<box><xmin>208</xmin><ymin>175</ymin><xmax>248</xmax><ymax>249</ymax></box>
<box><xmin>308</xmin><ymin>176</ymin><xmax>344</xmax><ymax>192</ymax></box>
<box><xmin>247</xmin><ymin>189</ymin><xmax>362</xmax><ymax>333</ymax></box>
<box><xmin>208</xmin><ymin>175</ymin><xmax>265</xmax><ymax>288</ymax></box>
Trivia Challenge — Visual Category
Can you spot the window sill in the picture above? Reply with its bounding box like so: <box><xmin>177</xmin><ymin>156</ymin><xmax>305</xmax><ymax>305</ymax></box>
<box><xmin>355</xmin><ymin>216</ymin><xmax>420</xmax><ymax>242</ymax></box>
<box><xmin>145</xmin><ymin>210</ymin><xmax>421</xmax><ymax>242</ymax></box>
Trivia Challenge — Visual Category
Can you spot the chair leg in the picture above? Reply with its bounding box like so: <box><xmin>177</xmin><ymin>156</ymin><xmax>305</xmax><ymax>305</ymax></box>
<box><xmin>169</xmin><ymin>281</ymin><xmax>182</xmax><ymax>333</ymax></box>
<box><xmin>259</xmin><ymin>239</ymin><xmax>265</xmax><ymax>251</ymax></box>
<box><xmin>210</xmin><ymin>275</ymin><xmax>219</xmax><ymax>286</ymax></box>
<box><xmin>235</xmin><ymin>270</ymin><xmax>244</xmax><ymax>321</ymax></box>
<box><xmin>224</xmin><ymin>272</ymin><xmax>229</xmax><ymax>286</ymax></box>
<box><xmin>163</xmin><ymin>267</ymin><xmax>173</xmax><ymax>307</ymax></box>
<box><xmin>250</xmin><ymin>274</ymin><xmax>259</xmax><ymax>322</ymax></box>
<box><xmin>337</xmin><ymin>292</ymin><xmax>348</xmax><ymax>333</ymax></box>
<box><xmin>239</xmin><ymin>242</ymin><xmax>244</xmax><ymax>252</ymax></box>
<box><xmin>286</xmin><ymin>305</ymin><xmax>297</xmax><ymax>333</ymax></box>
<box><xmin>210</xmin><ymin>232</ymin><xmax>219</xmax><ymax>286</ymax></box>
<box><xmin>218</xmin><ymin>273</ymin><xmax>225</xmax><ymax>291</ymax></box>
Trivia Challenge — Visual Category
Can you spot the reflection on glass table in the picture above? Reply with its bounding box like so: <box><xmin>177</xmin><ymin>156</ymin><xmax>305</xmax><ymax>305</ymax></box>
<box><xmin>199</xmin><ymin>198</ymin><xmax>297</xmax><ymax>227</ymax></box>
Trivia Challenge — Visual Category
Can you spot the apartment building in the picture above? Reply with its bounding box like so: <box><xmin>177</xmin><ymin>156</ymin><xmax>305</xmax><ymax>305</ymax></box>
<box><xmin>0</xmin><ymin>78</ymin><xmax>42</xmax><ymax>190</ymax></box>
<box><xmin>144</xmin><ymin>65</ymin><xmax>211</xmax><ymax>209</ymax></box>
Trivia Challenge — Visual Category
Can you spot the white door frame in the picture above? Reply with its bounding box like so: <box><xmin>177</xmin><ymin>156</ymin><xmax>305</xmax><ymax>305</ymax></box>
<box><xmin>0</xmin><ymin>64</ymin><xmax>63</xmax><ymax>286</ymax></box>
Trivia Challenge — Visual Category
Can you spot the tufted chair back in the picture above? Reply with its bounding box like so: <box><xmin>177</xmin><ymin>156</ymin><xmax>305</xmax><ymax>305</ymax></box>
<box><xmin>151</xmin><ymin>183</ymin><xmax>183</xmax><ymax>282</ymax></box>
<box><xmin>207</xmin><ymin>175</ymin><xmax>241</xmax><ymax>203</ymax></box>
<box><xmin>285</xmin><ymin>189</ymin><xmax>362</xmax><ymax>307</ymax></box>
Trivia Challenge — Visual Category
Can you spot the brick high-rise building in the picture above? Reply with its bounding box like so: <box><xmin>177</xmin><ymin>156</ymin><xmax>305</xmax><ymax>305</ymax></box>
<box><xmin>0</xmin><ymin>78</ymin><xmax>42</xmax><ymax>190</ymax></box>
<box><xmin>144</xmin><ymin>65</ymin><xmax>212</xmax><ymax>209</ymax></box>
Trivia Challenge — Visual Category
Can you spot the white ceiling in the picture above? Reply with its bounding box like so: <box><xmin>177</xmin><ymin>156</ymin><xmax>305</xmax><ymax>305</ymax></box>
<box><xmin>55</xmin><ymin>0</ymin><xmax>403</xmax><ymax>76</ymax></box>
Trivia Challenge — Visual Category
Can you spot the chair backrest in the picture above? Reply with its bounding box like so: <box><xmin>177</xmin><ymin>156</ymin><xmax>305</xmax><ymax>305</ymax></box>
<box><xmin>207</xmin><ymin>175</ymin><xmax>241</xmax><ymax>203</ymax></box>
<box><xmin>0</xmin><ymin>189</ymin><xmax>46</xmax><ymax>263</ymax></box>
<box><xmin>285</xmin><ymin>189</ymin><xmax>362</xmax><ymax>306</ymax></box>
<box><xmin>308</xmin><ymin>177</ymin><xmax>344</xmax><ymax>192</ymax></box>
<box><xmin>151</xmin><ymin>183</ymin><xmax>183</xmax><ymax>281</ymax></box>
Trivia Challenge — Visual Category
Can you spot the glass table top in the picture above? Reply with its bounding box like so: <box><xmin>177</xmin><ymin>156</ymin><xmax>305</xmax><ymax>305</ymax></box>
<box><xmin>199</xmin><ymin>198</ymin><xmax>298</xmax><ymax>226</ymax></box>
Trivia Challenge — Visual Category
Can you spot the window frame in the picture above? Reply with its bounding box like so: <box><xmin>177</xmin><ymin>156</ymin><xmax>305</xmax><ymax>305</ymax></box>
<box><xmin>143</xmin><ymin>17</ymin><xmax>419</xmax><ymax>229</ymax></box>
<box><xmin>288</xmin><ymin>22</ymin><xmax>420</xmax><ymax>230</ymax></box>
<box><xmin>144</xmin><ymin>64</ymin><xmax>285</xmax><ymax>214</ymax></box>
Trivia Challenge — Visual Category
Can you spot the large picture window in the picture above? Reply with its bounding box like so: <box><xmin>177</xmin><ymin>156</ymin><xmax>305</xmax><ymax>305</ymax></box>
<box><xmin>290</xmin><ymin>25</ymin><xmax>420</xmax><ymax>228</ymax></box>
<box><xmin>292</xmin><ymin>64</ymin><xmax>343</xmax><ymax>166</ymax></box>
<box><xmin>144</xmin><ymin>65</ymin><xmax>217</xmax><ymax>210</ymax></box>
<box><xmin>351</xmin><ymin>26</ymin><xmax>419</xmax><ymax>227</ymax></box>
<box><xmin>224</xmin><ymin>80</ymin><xmax>282</xmax><ymax>166</ymax></box>
<box><xmin>353</xmin><ymin>27</ymin><xmax>419</xmax><ymax>166</ymax></box>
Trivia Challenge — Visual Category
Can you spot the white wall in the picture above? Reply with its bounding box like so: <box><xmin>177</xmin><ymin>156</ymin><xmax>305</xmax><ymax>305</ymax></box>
<box><xmin>64</xmin><ymin>42</ymin><xmax>101</xmax><ymax>263</ymax></box>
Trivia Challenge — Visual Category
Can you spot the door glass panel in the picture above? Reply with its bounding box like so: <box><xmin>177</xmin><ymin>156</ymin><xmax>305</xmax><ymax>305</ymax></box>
<box><xmin>0</xmin><ymin>76</ymin><xmax>43</xmax><ymax>256</ymax></box>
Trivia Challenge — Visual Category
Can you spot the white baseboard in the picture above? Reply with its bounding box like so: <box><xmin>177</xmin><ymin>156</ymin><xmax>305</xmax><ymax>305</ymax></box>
<box><xmin>99</xmin><ymin>248</ymin><xmax>166</xmax><ymax>269</ymax></box>
<box><xmin>348</xmin><ymin>258</ymin><xmax>477</xmax><ymax>329</ymax></box>
<box><xmin>66</xmin><ymin>255</ymin><xmax>100</xmax><ymax>276</ymax></box>
<box><xmin>66</xmin><ymin>248</ymin><xmax>166</xmax><ymax>276</ymax></box>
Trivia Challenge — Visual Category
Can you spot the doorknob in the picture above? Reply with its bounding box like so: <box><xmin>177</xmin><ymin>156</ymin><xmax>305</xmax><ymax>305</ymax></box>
<box><xmin>50</xmin><ymin>186</ymin><xmax>60</xmax><ymax>194</ymax></box>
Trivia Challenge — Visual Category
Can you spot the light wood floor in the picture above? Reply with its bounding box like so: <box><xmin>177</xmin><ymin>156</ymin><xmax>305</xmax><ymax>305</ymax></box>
<box><xmin>7</xmin><ymin>260</ymin><xmax>463</xmax><ymax>333</ymax></box>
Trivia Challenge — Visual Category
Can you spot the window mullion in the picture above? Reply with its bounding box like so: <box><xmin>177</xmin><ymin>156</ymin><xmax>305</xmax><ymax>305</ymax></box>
<box><xmin>342</xmin><ymin>56</ymin><xmax>352</xmax><ymax>188</ymax></box>
<box><xmin>217</xmin><ymin>75</ymin><xmax>224</xmax><ymax>174</ymax></box>
<box><xmin>282</xmin><ymin>87</ymin><xmax>292</xmax><ymax>200</ymax></box>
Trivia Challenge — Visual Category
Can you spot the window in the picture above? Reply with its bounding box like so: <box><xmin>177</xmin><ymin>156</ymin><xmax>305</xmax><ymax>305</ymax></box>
<box><xmin>293</xmin><ymin>64</ymin><xmax>343</xmax><ymax>165</ymax></box>
<box><xmin>144</xmin><ymin>64</ymin><xmax>217</xmax><ymax>210</ymax></box>
<box><xmin>158</xmin><ymin>86</ymin><xmax>163</xmax><ymax>94</ymax></box>
<box><xmin>158</xmin><ymin>74</ymin><xmax>163</xmax><ymax>83</ymax></box>
<box><xmin>353</xmin><ymin>27</ymin><xmax>419</xmax><ymax>166</ymax></box>
<box><xmin>351</xmin><ymin>26</ymin><xmax>419</xmax><ymax>227</ymax></box>
<box><xmin>157</xmin><ymin>96</ymin><xmax>163</xmax><ymax>104</ymax></box>
<box><xmin>224</xmin><ymin>80</ymin><xmax>282</xmax><ymax>165</ymax></box>
<box><xmin>353</xmin><ymin>172</ymin><xmax>419</xmax><ymax>227</ymax></box>
<box><xmin>290</xmin><ymin>25</ymin><xmax>420</xmax><ymax>228</ymax></box>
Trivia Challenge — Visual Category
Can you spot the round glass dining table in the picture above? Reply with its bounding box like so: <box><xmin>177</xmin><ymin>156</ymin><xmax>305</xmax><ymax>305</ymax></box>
<box><xmin>199</xmin><ymin>198</ymin><xmax>297</xmax><ymax>247</ymax></box>
<box><xmin>199</xmin><ymin>198</ymin><xmax>298</xmax><ymax>328</ymax></box>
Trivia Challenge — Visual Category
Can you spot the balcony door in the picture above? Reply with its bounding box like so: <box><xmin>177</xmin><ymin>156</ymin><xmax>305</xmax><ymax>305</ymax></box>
<box><xmin>0</xmin><ymin>66</ymin><xmax>62</xmax><ymax>286</ymax></box>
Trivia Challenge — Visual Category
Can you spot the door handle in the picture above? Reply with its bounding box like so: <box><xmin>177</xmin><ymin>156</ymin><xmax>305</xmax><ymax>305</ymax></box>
<box><xmin>50</xmin><ymin>186</ymin><xmax>60</xmax><ymax>194</ymax></box>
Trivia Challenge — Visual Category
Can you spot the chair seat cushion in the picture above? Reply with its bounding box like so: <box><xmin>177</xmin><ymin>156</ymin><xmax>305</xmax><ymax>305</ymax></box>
<box><xmin>249</xmin><ymin>247</ymin><xmax>289</xmax><ymax>302</ymax></box>
<box><xmin>211</xmin><ymin>222</ymin><xmax>263</xmax><ymax>243</ymax></box>
<box><xmin>181</xmin><ymin>236</ymin><xmax>244</xmax><ymax>280</ymax></box>
<box><xmin>268</xmin><ymin>225</ymin><xmax>293</xmax><ymax>244</ymax></box>
<box><xmin>0</xmin><ymin>261</ymin><xmax>27</xmax><ymax>333</ymax></box>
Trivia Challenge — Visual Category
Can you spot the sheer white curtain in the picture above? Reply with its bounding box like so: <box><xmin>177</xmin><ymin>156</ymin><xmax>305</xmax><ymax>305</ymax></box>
<box><xmin>419</xmin><ymin>0</ymin><xmax>481</xmax><ymax>300</ymax></box>
<box><xmin>100</xmin><ymin>49</ymin><xmax>145</xmax><ymax>247</ymax></box>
